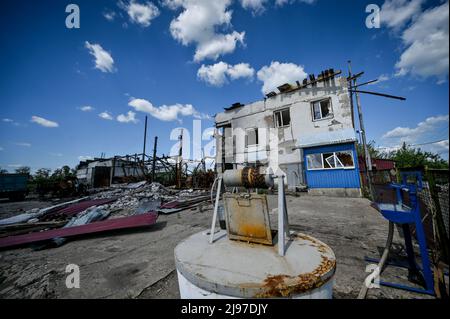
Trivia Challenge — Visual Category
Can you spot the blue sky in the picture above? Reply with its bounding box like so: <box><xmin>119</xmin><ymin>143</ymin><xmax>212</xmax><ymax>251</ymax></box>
<box><xmin>0</xmin><ymin>0</ymin><xmax>448</xmax><ymax>172</ymax></box>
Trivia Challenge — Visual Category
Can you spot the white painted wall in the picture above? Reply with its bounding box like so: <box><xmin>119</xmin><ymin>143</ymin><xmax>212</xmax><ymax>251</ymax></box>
<box><xmin>215</xmin><ymin>77</ymin><xmax>354</xmax><ymax>187</ymax></box>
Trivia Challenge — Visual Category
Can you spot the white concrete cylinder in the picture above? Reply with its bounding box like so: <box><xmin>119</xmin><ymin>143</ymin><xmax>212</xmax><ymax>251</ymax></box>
<box><xmin>175</xmin><ymin>230</ymin><xmax>336</xmax><ymax>299</ymax></box>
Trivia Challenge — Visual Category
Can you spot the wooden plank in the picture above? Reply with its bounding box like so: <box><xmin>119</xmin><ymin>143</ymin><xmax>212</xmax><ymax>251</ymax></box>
<box><xmin>0</xmin><ymin>212</ymin><xmax>158</xmax><ymax>250</ymax></box>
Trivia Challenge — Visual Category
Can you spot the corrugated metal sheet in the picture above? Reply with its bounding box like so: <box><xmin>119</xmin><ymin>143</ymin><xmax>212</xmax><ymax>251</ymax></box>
<box><xmin>40</xmin><ymin>198</ymin><xmax>117</xmax><ymax>221</ymax></box>
<box><xmin>0</xmin><ymin>212</ymin><xmax>158</xmax><ymax>250</ymax></box>
<box><xmin>304</xmin><ymin>143</ymin><xmax>360</xmax><ymax>189</ymax></box>
<box><xmin>358</xmin><ymin>156</ymin><xmax>395</xmax><ymax>171</ymax></box>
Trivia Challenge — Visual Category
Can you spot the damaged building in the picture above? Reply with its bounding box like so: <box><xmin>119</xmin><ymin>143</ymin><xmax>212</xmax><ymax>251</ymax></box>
<box><xmin>215</xmin><ymin>69</ymin><xmax>361</xmax><ymax>197</ymax></box>
<box><xmin>76</xmin><ymin>156</ymin><xmax>147</xmax><ymax>188</ymax></box>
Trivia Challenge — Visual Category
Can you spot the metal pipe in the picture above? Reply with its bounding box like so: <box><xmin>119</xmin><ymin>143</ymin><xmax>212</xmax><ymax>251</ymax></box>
<box><xmin>142</xmin><ymin>116</ymin><xmax>148</xmax><ymax>163</ymax></box>
<box><xmin>349</xmin><ymin>90</ymin><xmax>406</xmax><ymax>101</ymax></box>
<box><xmin>278</xmin><ymin>175</ymin><xmax>285</xmax><ymax>256</ymax></box>
<box><xmin>223</xmin><ymin>168</ymin><xmax>274</xmax><ymax>189</ymax></box>
<box><xmin>358</xmin><ymin>221</ymin><xmax>394</xmax><ymax>299</ymax></box>
<box><xmin>151</xmin><ymin>136</ymin><xmax>158</xmax><ymax>181</ymax></box>
<box><xmin>209</xmin><ymin>177</ymin><xmax>223</xmax><ymax>244</ymax></box>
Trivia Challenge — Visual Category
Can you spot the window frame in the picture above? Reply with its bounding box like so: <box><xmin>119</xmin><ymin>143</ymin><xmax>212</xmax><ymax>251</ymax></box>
<box><xmin>245</xmin><ymin>127</ymin><xmax>259</xmax><ymax>148</ymax></box>
<box><xmin>311</xmin><ymin>97</ymin><xmax>333</xmax><ymax>122</ymax></box>
<box><xmin>306</xmin><ymin>150</ymin><xmax>355</xmax><ymax>171</ymax></box>
<box><xmin>273</xmin><ymin>107</ymin><xmax>291</xmax><ymax>128</ymax></box>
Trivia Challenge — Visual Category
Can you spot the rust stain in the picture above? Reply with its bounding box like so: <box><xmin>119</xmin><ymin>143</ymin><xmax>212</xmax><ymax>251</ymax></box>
<box><xmin>295</xmin><ymin>233</ymin><xmax>331</xmax><ymax>254</ymax></box>
<box><xmin>241</xmin><ymin>167</ymin><xmax>267</xmax><ymax>189</ymax></box>
<box><xmin>254</xmin><ymin>256</ymin><xmax>336</xmax><ymax>298</ymax></box>
<box><xmin>239</xmin><ymin>223</ymin><xmax>267</xmax><ymax>239</ymax></box>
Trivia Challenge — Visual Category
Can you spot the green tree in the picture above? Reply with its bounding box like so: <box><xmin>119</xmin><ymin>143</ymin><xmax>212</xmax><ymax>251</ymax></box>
<box><xmin>34</xmin><ymin>168</ymin><xmax>51</xmax><ymax>179</ymax></box>
<box><xmin>356</xmin><ymin>140</ymin><xmax>385</xmax><ymax>159</ymax></box>
<box><xmin>0</xmin><ymin>167</ymin><xmax>8</xmax><ymax>174</ymax></box>
<box><xmin>15</xmin><ymin>166</ymin><xmax>30</xmax><ymax>175</ymax></box>
<box><xmin>387</xmin><ymin>142</ymin><xmax>448</xmax><ymax>169</ymax></box>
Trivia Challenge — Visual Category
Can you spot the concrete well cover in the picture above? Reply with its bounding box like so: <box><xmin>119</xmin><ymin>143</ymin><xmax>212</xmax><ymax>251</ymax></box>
<box><xmin>174</xmin><ymin>230</ymin><xmax>336</xmax><ymax>298</ymax></box>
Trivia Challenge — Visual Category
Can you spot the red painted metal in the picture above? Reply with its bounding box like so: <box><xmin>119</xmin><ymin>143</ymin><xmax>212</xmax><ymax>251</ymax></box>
<box><xmin>358</xmin><ymin>156</ymin><xmax>395</xmax><ymax>171</ymax></box>
<box><xmin>0</xmin><ymin>212</ymin><xmax>158</xmax><ymax>250</ymax></box>
<box><xmin>160</xmin><ymin>201</ymin><xmax>180</xmax><ymax>209</ymax></box>
<box><xmin>41</xmin><ymin>198</ymin><xmax>117</xmax><ymax>220</ymax></box>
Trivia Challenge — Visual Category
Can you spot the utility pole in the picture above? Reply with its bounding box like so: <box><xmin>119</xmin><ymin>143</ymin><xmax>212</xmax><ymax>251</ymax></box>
<box><xmin>151</xmin><ymin>136</ymin><xmax>158</xmax><ymax>182</ymax></box>
<box><xmin>142</xmin><ymin>116</ymin><xmax>148</xmax><ymax>163</ymax></box>
<box><xmin>177</xmin><ymin>129</ymin><xmax>183</xmax><ymax>188</ymax></box>
<box><xmin>348</xmin><ymin>61</ymin><xmax>374</xmax><ymax>199</ymax></box>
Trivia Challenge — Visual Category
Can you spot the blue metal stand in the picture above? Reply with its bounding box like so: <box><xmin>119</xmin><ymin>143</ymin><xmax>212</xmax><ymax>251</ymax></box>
<box><xmin>370</xmin><ymin>172</ymin><xmax>435</xmax><ymax>296</ymax></box>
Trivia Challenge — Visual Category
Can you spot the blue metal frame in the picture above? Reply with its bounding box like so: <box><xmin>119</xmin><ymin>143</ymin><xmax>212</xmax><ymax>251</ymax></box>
<box><xmin>370</xmin><ymin>172</ymin><xmax>435</xmax><ymax>296</ymax></box>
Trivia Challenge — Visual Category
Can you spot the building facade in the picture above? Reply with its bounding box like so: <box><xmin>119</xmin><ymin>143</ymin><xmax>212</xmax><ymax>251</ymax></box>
<box><xmin>214</xmin><ymin>70</ymin><xmax>361</xmax><ymax>197</ymax></box>
<box><xmin>76</xmin><ymin>157</ymin><xmax>147</xmax><ymax>188</ymax></box>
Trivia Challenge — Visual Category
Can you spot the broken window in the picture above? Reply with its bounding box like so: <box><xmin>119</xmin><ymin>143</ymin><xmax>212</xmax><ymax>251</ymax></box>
<box><xmin>323</xmin><ymin>153</ymin><xmax>335</xmax><ymax>169</ymax></box>
<box><xmin>312</xmin><ymin>98</ymin><xmax>332</xmax><ymax>121</ymax></box>
<box><xmin>245</xmin><ymin>128</ymin><xmax>258</xmax><ymax>147</ymax></box>
<box><xmin>274</xmin><ymin>108</ymin><xmax>291</xmax><ymax>127</ymax></box>
<box><xmin>336</xmin><ymin>151</ymin><xmax>354</xmax><ymax>168</ymax></box>
<box><xmin>306</xmin><ymin>150</ymin><xmax>355</xmax><ymax>170</ymax></box>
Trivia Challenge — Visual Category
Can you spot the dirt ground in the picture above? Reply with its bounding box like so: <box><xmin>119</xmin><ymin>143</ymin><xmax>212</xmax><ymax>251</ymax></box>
<box><xmin>0</xmin><ymin>194</ymin><xmax>434</xmax><ymax>299</ymax></box>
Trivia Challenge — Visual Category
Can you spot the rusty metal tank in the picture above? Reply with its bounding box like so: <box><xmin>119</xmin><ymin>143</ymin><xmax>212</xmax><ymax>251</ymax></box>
<box><xmin>174</xmin><ymin>230</ymin><xmax>336</xmax><ymax>299</ymax></box>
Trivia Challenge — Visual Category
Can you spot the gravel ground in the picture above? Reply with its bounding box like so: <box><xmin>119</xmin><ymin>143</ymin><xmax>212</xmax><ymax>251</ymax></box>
<box><xmin>0</xmin><ymin>194</ymin><xmax>435</xmax><ymax>299</ymax></box>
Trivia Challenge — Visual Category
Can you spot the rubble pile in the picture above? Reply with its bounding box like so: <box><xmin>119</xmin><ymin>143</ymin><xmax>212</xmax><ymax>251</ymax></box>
<box><xmin>0</xmin><ymin>181</ymin><xmax>212</xmax><ymax>250</ymax></box>
<box><xmin>92</xmin><ymin>182</ymin><xmax>209</xmax><ymax>214</ymax></box>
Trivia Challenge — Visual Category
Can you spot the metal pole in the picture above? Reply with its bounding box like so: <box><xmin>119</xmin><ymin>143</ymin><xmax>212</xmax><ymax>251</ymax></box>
<box><xmin>209</xmin><ymin>177</ymin><xmax>222</xmax><ymax>244</ymax></box>
<box><xmin>348</xmin><ymin>61</ymin><xmax>374</xmax><ymax>198</ymax></box>
<box><xmin>142</xmin><ymin>116</ymin><xmax>148</xmax><ymax>163</ymax></box>
<box><xmin>177</xmin><ymin>129</ymin><xmax>183</xmax><ymax>188</ymax></box>
<box><xmin>278</xmin><ymin>175</ymin><xmax>286</xmax><ymax>256</ymax></box>
<box><xmin>152</xmin><ymin>136</ymin><xmax>158</xmax><ymax>182</ymax></box>
<box><xmin>347</xmin><ymin>61</ymin><xmax>356</xmax><ymax>129</ymax></box>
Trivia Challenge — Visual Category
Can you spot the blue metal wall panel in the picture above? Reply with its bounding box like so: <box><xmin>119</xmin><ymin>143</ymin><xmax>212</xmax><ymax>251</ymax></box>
<box><xmin>304</xmin><ymin>143</ymin><xmax>361</xmax><ymax>189</ymax></box>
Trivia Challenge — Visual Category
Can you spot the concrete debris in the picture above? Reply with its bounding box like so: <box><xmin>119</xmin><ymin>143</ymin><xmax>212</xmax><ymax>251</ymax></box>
<box><xmin>92</xmin><ymin>182</ymin><xmax>209</xmax><ymax>216</ymax></box>
<box><xmin>0</xmin><ymin>180</ymin><xmax>211</xmax><ymax>250</ymax></box>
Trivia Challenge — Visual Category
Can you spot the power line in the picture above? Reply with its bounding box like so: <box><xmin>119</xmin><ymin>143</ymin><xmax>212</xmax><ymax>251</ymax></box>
<box><xmin>408</xmin><ymin>138</ymin><xmax>448</xmax><ymax>147</ymax></box>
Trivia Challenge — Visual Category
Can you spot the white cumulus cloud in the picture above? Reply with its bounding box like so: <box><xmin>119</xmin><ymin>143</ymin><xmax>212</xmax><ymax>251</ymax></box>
<box><xmin>103</xmin><ymin>11</ymin><xmax>116</xmax><ymax>21</ymax></box>
<box><xmin>380</xmin><ymin>0</ymin><xmax>424</xmax><ymax>29</ymax></box>
<box><xmin>275</xmin><ymin>0</ymin><xmax>317</xmax><ymax>6</ymax></box>
<box><xmin>164</xmin><ymin>0</ymin><xmax>245</xmax><ymax>61</ymax></box>
<box><xmin>383</xmin><ymin>115</ymin><xmax>449</xmax><ymax>139</ymax></box>
<box><xmin>197</xmin><ymin>62</ymin><xmax>255</xmax><ymax>86</ymax></box>
<box><xmin>85</xmin><ymin>41</ymin><xmax>116</xmax><ymax>73</ymax></box>
<box><xmin>256</xmin><ymin>61</ymin><xmax>307</xmax><ymax>94</ymax></box>
<box><xmin>31</xmin><ymin>116</ymin><xmax>59</xmax><ymax>128</ymax></box>
<box><xmin>381</xmin><ymin>114</ymin><xmax>449</xmax><ymax>158</ymax></box>
<box><xmin>79</xmin><ymin>106</ymin><xmax>94</xmax><ymax>112</ymax></box>
<box><xmin>395</xmin><ymin>1</ymin><xmax>449</xmax><ymax>82</ymax></box>
<box><xmin>99</xmin><ymin>111</ymin><xmax>114</xmax><ymax>120</ymax></box>
<box><xmin>14</xmin><ymin>142</ymin><xmax>31</xmax><ymax>147</ymax></box>
<box><xmin>380</xmin><ymin>0</ymin><xmax>449</xmax><ymax>83</ymax></box>
<box><xmin>121</xmin><ymin>1</ymin><xmax>160</xmax><ymax>27</ymax></box>
<box><xmin>128</xmin><ymin>98</ymin><xmax>209</xmax><ymax>121</ymax></box>
<box><xmin>240</xmin><ymin>0</ymin><xmax>268</xmax><ymax>15</ymax></box>
<box><xmin>117</xmin><ymin>111</ymin><xmax>139</xmax><ymax>123</ymax></box>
